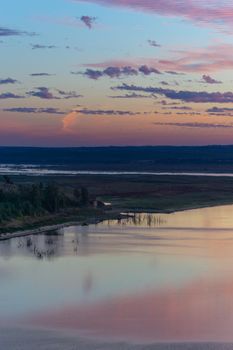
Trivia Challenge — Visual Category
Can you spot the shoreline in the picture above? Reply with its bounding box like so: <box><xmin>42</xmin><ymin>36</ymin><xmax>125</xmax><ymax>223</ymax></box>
<box><xmin>0</xmin><ymin>221</ymin><xmax>86</xmax><ymax>242</ymax></box>
<box><xmin>4</xmin><ymin>169</ymin><xmax>233</xmax><ymax>178</ymax></box>
<box><xmin>0</xmin><ymin>211</ymin><xmax>124</xmax><ymax>242</ymax></box>
<box><xmin>123</xmin><ymin>201</ymin><xmax>233</xmax><ymax>214</ymax></box>
<box><xmin>1</xmin><ymin>201</ymin><xmax>233</xmax><ymax>242</ymax></box>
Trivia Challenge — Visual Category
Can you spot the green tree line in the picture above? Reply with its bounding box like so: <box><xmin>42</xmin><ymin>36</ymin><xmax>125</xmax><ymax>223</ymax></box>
<box><xmin>0</xmin><ymin>177</ymin><xmax>89</xmax><ymax>224</ymax></box>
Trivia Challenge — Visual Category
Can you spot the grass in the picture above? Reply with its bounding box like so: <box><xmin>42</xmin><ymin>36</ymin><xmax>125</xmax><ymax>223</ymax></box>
<box><xmin>1</xmin><ymin>174</ymin><xmax>233</xmax><ymax>233</ymax></box>
<box><xmin>0</xmin><ymin>207</ymin><xmax>114</xmax><ymax>234</ymax></box>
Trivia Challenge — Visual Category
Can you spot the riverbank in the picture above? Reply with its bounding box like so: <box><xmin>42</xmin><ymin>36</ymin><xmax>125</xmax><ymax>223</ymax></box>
<box><xmin>2</xmin><ymin>200</ymin><xmax>233</xmax><ymax>241</ymax></box>
<box><xmin>0</xmin><ymin>208</ymin><xmax>126</xmax><ymax>241</ymax></box>
<box><xmin>2</xmin><ymin>173</ymin><xmax>233</xmax><ymax>240</ymax></box>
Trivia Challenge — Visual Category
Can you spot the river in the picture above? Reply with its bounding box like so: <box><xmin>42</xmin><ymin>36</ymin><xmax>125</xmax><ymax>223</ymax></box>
<box><xmin>1</xmin><ymin>205</ymin><xmax>233</xmax><ymax>349</ymax></box>
<box><xmin>2</xmin><ymin>164</ymin><xmax>233</xmax><ymax>177</ymax></box>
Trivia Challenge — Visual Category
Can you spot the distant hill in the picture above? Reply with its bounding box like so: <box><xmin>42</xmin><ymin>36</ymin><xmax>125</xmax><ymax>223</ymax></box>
<box><xmin>1</xmin><ymin>145</ymin><xmax>233</xmax><ymax>173</ymax></box>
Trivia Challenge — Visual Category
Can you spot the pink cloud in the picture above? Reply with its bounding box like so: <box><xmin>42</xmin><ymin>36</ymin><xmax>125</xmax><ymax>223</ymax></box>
<box><xmin>73</xmin><ymin>0</ymin><xmax>233</xmax><ymax>28</ymax></box>
<box><xmin>84</xmin><ymin>43</ymin><xmax>233</xmax><ymax>74</ymax></box>
<box><xmin>62</xmin><ymin>111</ymin><xmax>78</xmax><ymax>132</ymax></box>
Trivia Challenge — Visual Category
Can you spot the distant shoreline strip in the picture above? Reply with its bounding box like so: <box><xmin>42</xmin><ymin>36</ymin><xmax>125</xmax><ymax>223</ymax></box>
<box><xmin>1</xmin><ymin>167</ymin><xmax>233</xmax><ymax>177</ymax></box>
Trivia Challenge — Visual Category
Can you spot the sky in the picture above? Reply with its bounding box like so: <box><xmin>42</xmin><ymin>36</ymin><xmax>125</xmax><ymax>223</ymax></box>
<box><xmin>2</xmin><ymin>0</ymin><xmax>233</xmax><ymax>146</ymax></box>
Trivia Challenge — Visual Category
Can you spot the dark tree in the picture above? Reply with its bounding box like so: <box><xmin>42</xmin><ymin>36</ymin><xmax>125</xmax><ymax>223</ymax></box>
<box><xmin>80</xmin><ymin>187</ymin><xmax>89</xmax><ymax>206</ymax></box>
<box><xmin>3</xmin><ymin>175</ymin><xmax>14</xmax><ymax>185</ymax></box>
<box><xmin>44</xmin><ymin>183</ymin><xmax>59</xmax><ymax>212</ymax></box>
<box><xmin>74</xmin><ymin>188</ymin><xmax>81</xmax><ymax>201</ymax></box>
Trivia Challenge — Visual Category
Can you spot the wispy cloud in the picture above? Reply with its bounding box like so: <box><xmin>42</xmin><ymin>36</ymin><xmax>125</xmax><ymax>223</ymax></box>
<box><xmin>82</xmin><ymin>66</ymin><xmax>137</xmax><ymax>79</ymax></box>
<box><xmin>0</xmin><ymin>78</ymin><xmax>18</xmax><ymax>85</ymax></box>
<box><xmin>78</xmin><ymin>65</ymin><xmax>161</xmax><ymax>80</ymax></box>
<box><xmin>113</xmin><ymin>83</ymin><xmax>233</xmax><ymax>103</ymax></box>
<box><xmin>27</xmin><ymin>87</ymin><xmax>60</xmax><ymax>100</ymax></box>
<box><xmin>72</xmin><ymin>1</ymin><xmax>233</xmax><ymax>29</ymax></box>
<box><xmin>57</xmin><ymin>90</ymin><xmax>83</xmax><ymax>99</ymax></box>
<box><xmin>201</xmin><ymin>74</ymin><xmax>222</xmax><ymax>84</ymax></box>
<box><xmin>77</xmin><ymin>108</ymin><xmax>139</xmax><ymax>115</ymax></box>
<box><xmin>139</xmin><ymin>65</ymin><xmax>161</xmax><ymax>75</ymax></box>
<box><xmin>0</xmin><ymin>26</ymin><xmax>37</xmax><ymax>37</ymax></box>
<box><xmin>165</xmin><ymin>71</ymin><xmax>185</xmax><ymax>75</ymax></box>
<box><xmin>148</xmin><ymin>40</ymin><xmax>161</xmax><ymax>48</ymax></box>
<box><xmin>154</xmin><ymin>122</ymin><xmax>233</xmax><ymax>129</ymax></box>
<box><xmin>87</xmin><ymin>43</ymin><xmax>233</xmax><ymax>74</ymax></box>
<box><xmin>30</xmin><ymin>73</ymin><xmax>55</xmax><ymax>77</ymax></box>
<box><xmin>207</xmin><ymin>107</ymin><xmax>233</xmax><ymax>113</ymax></box>
<box><xmin>80</xmin><ymin>15</ymin><xmax>97</xmax><ymax>29</ymax></box>
<box><xmin>160</xmin><ymin>44</ymin><xmax>233</xmax><ymax>73</ymax></box>
<box><xmin>31</xmin><ymin>44</ymin><xmax>57</xmax><ymax>50</ymax></box>
<box><xmin>206</xmin><ymin>107</ymin><xmax>233</xmax><ymax>117</ymax></box>
<box><xmin>62</xmin><ymin>107</ymin><xmax>140</xmax><ymax>133</ymax></box>
<box><xmin>3</xmin><ymin>107</ymin><xmax>65</xmax><ymax>115</ymax></box>
<box><xmin>109</xmin><ymin>92</ymin><xmax>152</xmax><ymax>99</ymax></box>
<box><xmin>162</xmin><ymin>106</ymin><xmax>193</xmax><ymax>111</ymax></box>
<box><xmin>27</xmin><ymin>87</ymin><xmax>82</xmax><ymax>100</ymax></box>
<box><xmin>0</xmin><ymin>93</ymin><xmax>24</xmax><ymax>99</ymax></box>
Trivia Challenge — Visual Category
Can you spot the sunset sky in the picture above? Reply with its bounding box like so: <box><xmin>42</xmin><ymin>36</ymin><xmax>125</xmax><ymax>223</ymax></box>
<box><xmin>2</xmin><ymin>0</ymin><xmax>233</xmax><ymax>146</ymax></box>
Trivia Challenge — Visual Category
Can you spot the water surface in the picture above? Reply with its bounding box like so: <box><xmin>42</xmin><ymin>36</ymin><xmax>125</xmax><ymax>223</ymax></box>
<box><xmin>1</xmin><ymin>205</ymin><xmax>233</xmax><ymax>344</ymax></box>
<box><xmin>2</xmin><ymin>164</ymin><xmax>233</xmax><ymax>177</ymax></box>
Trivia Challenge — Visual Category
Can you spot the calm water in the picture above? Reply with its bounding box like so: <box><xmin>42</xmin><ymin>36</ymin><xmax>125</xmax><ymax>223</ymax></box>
<box><xmin>3</xmin><ymin>164</ymin><xmax>233</xmax><ymax>177</ymax></box>
<box><xmin>1</xmin><ymin>205</ymin><xmax>233</xmax><ymax>344</ymax></box>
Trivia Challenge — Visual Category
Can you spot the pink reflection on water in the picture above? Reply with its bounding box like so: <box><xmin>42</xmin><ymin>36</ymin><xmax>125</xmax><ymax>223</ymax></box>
<box><xmin>27</xmin><ymin>275</ymin><xmax>233</xmax><ymax>343</ymax></box>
